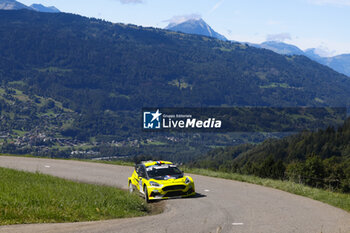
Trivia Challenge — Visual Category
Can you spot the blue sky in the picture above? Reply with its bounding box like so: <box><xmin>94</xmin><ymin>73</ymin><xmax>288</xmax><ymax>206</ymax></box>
<box><xmin>18</xmin><ymin>0</ymin><xmax>350</xmax><ymax>56</ymax></box>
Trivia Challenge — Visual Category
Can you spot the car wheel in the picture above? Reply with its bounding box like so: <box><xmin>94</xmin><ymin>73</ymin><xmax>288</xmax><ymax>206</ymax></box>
<box><xmin>129</xmin><ymin>182</ymin><xmax>134</xmax><ymax>193</ymax></box>
<box><xmin>144</xmin><ymin>186</ymin><xmax>149</xmax><ymax>203</ymax></box>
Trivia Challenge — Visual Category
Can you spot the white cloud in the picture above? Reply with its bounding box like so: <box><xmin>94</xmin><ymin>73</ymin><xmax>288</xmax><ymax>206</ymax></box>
<box><xmin>308</xmin><ymin>0</ymin><xmax>350</xmax><ymax>6</ymax></box>
<box><xmin>118</xmin><ymin>0</ymin><xmax>144</xmax><ymax>4</ymax></box>
<box><xmin>164</xmin><ymin>14</ymin><xmax>202</xmax><ymax>26</ymax></box>
<box><xmin>266</xmin><ymin>33</ymin><xmax>292</xmax><ymax>42</ymax></box>
<box><xmin>311</xmin><ymin>46</ymin><xmax>337</xmax><ymax>57</ymax></box>
<box><xmin>209</xmin><ymin>0</ymin><xmax>225</xmax><ymax>14</ymax></box>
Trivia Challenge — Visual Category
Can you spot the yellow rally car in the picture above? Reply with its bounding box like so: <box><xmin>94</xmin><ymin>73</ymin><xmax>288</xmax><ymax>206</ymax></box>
<box><xmin>128</xmin><ymin>161</ymin><xmax>195</xmax><ymax>202</ymax></box>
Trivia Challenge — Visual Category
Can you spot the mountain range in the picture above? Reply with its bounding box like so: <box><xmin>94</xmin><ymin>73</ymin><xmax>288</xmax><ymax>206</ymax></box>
<box><xmin>252</xmin><ymin>41</ymin><xmax>350</xmax><ymax>77</ymax></box>
<box><xmin>3</xmin><ymin>1</ymin><xmax>347</xmax><ymax>76</ymax></box>
<box><xmin>165</xmin><ymin>18</ymin><xmax>227</xmax><ymax>41</ymax></box>
<box><xmin>0</xmin><ymin>0</ymin><xmax>60</xmax><ymax>13</ymax></box>
<box><xmin>29</xmin><ymin>4</ymin><xmax>60</xmax><ymax>13</ymax></box>
<box><xmin>0</xmin><ymin>10</ymin><xmax>350</xmax><ymax>159</ymax></box>
<box><xmin>167</xmin><ymin>18</ymin><xmax>350</xmax><ymax>77</ymax></box>
<box><xmin>0</xmin><ymin>0</ymin><xmax>27</xmax><ymax>10</ymax></box>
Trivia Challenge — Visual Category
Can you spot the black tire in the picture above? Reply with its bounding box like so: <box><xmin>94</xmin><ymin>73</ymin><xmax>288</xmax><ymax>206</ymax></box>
<box><xmin>129</xmin><ymin>182</ymin><xmax>134</xmax><ymax>193</ymax></box>
<box><xmin>144</xmin><ymin>186</ymin><xmax>149</xmax><ymax>203</ymax></box>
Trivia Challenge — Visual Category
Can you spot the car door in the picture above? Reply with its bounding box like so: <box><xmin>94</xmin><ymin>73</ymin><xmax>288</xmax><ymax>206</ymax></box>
<box><xmin>132</xmin><ymin>165</ymin><xmax>140</xmax><ymax>191</ymax></box>
<box><xmin>138</xmin><ymin>166</ymin><xmax>147</xmax><ymax>193</ymax></box>
<box><xmin>134</xmin><ymin>165</ymin><xmax>146</xmax><ymax>193</ymax></box>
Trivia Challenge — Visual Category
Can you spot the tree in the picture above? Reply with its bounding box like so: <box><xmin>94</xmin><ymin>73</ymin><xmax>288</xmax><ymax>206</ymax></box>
<box><xmin>303</xmin><ymin>155</ymin><xmax>325</xmax><ymax>188</ymax></box>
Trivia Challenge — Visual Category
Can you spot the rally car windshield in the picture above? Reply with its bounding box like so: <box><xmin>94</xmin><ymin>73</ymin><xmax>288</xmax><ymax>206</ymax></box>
<box><xmin>146</xmin><ymin>166</ymin><xmax>183</xmax><ymax>179</ymax></box>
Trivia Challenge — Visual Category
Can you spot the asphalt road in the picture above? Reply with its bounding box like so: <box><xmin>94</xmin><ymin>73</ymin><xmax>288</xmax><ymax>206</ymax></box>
<box><xmin>0</xmin><ymin>156</ymin><xmax>350</xmax><ymax>233</ymax></box>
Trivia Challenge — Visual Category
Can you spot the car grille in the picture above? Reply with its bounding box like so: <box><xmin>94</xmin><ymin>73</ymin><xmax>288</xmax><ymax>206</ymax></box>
<box><xmin>162</xmin><ymin>185</ymin><xmax>186</xmax><ymax>191</ymax></box>
<box><xmin>163</xmin><ymin>191</ymin><xmax>185</xmax><ymax>197</ymax></box>
<box><xmin>163</xmin><ymin>188</ymin><xmax>194</xmax><ymax>198</ymax></box>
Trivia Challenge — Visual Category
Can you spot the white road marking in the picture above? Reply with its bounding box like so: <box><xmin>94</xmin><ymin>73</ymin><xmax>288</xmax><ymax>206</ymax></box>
<box><xmin>232</xmin><ymin>223</ymin><xmax>244</xmax><ymax>226</ymax></box>
<box><xmin>204</xmin><ymin>189</ymin><xmax>210</xmax><ymax>192</ymax></box>
<box><xmin>44</xmin><ymin>165</ymin><xmax>51</xmax><ymax>168</ymax></box>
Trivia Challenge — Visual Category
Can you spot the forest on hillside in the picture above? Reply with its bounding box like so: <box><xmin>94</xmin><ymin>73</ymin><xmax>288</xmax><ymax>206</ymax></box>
<box><xmin>191</xmin><ymin>118</ymin><xmax>350</xmax><ymax>192</ymax></box>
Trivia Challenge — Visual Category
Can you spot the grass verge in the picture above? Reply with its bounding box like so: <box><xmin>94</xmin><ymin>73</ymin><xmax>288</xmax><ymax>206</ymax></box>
<box><xmin>0</xmin><ymin>167</ymin><xmax>149</xmax><ymax>225</ymax></box>
<box><xmin>182</xmin><ymin>167</ymin><xmax>350</xmax><ymax>212</ymax></box>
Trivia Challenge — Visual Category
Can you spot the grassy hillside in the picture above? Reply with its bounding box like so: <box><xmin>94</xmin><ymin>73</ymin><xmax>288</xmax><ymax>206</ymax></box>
<box><xmin>0</xmin><ymin>167</ymin><xmax>148</xmax><ymax>225</ymax></box>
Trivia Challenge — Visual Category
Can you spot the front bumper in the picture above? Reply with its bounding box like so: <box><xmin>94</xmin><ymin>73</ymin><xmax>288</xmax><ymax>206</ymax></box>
<box><xmin>148</xmin><ymin>183</ymin><xmax>195</xmax><ymax>200</ymax></box>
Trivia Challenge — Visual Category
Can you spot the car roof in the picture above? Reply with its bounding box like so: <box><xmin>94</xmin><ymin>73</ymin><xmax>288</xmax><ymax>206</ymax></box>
<box><xmin>141</xmin><ymin>160</ymin><xmax>173</xmax><ymax>167</ymax></box>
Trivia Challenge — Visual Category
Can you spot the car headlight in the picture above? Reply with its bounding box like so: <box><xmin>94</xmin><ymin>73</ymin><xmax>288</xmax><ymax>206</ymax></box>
<box><xmin>150</xmin><ymin>181</ymin><xmax>162</xmax><ymax>187</ymax></box>
<box><xmin>185</xmin><ymin>177</ymin><xmax>191</xmax><ymax>184</ymax></box>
